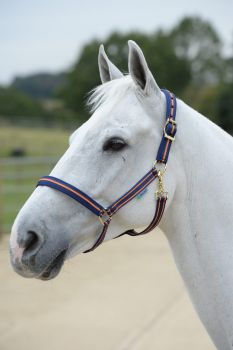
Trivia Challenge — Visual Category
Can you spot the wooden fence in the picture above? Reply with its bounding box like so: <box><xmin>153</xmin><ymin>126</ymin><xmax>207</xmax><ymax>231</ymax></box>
<box><xmin>0</xmin><ymin>156</ymin><xmax>58</xmax><ymax>234</ymax></box>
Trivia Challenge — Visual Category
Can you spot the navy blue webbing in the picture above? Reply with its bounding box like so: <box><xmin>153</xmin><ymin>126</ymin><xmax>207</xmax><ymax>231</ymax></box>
<box><xmin>37</xmin><ymin>89</ymin><xmax>177</xmax><ymax>253</ymax></box>
<box><xmin>156</xmin><ymin>89</ymin><xmax>177</xmax><ymax>163</ymax></box>
<box><xmin>37</xmin><ymin>176</ymin><xmax>105</xmax><ymax>216</ymax></box>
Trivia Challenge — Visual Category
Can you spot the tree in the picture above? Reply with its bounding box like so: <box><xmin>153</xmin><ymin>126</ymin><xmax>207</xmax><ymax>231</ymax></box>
<box><xmin>170</xmin><ymin>17</ymin><xmax>224</xmax><ymax>86</ymax></box>
<box><xmin>0</xmin><ymin>87</ymin><xmax>45</xmax><ymax>118</ymax></box>
<box><xmin>12</xmin><ymin>72</ymin><xmax>67</xmax><ymax>99</ymax></box>
<box><xmin>216</xmin><ymin>82</ymin><xmax>233</xmax><ymax>133</ymax></box>
<box><xmin>59</xmin><ymin>31</ymin><xmax>191</xmax><ymax>121</ymax></box>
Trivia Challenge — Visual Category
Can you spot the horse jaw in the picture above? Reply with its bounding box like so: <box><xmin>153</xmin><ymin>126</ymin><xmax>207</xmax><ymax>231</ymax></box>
<box><xmin>9</xmin><ymin>76</ymin><xmax>168</xmax><ymax>279</ymax></box>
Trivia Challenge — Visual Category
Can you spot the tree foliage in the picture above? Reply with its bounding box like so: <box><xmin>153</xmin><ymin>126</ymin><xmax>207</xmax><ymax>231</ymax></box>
<box><xmin>0</xmin><ymin>16</ymin><xmax>232</xmax><ymax>133</ymax></box>
<box><xmin>171</xmin><ymin>17</ymin><xmax>224</xmax><ymax>85</ymax></box>
<box><xmin>216</xmin><ymin>82</ymin><xmax>233</xmax><ymax>132</ymax></box>
<box><xmin>0</xmin><ymin>87</ymin><xmax>44</xmax><ymax>118</ymax></box>
<box><xmin>59</xmin><ymin>16</ymin><xmax>231</xmax><ymax>130</ymax></box>
<box><xmin>12</xmin><ymin>72</ymin><xmax>67</xmax><ymax>99</ymax></box>
<box><xmin>59</xmin><ymin>30</ymin><xmax>191</xmax><ymax>121</ymax></box>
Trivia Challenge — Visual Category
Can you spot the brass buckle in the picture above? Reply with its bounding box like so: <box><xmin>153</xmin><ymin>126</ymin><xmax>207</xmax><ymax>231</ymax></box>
<box><xmin>98</xmin><ymin>210</ymin><xmax>112</xmax><ymax>226</ymax></box>
<box><xmin>164</xmin><ymin>118</ymin><xmax>176</xmax><ymax>142</ymax></box>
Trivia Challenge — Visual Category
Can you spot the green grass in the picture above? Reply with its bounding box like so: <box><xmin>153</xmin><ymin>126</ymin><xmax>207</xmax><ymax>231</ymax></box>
<box><xmin>0</xmin><ymin>125</ymin><xmax>71</xmax><ymax>233</ymax></box>
<box><xmin>0</xmin><ymin>125</ymin><xmax>70</xmax><ymax>157</ymax></box>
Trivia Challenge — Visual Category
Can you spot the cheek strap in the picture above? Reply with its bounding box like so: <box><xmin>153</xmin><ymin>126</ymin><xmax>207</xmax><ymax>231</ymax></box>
<box><xmin>37</xmin><ymin>168</ymin><xmax>167</xmax><ymax>253</ymax></box>
<box><xmin>37</xmin><ymin>89</ymin><xmax>176</xmax><ymax>253</ymax></box>
<box><xmin>84</xmin><ymin>195</ymin><xmax>167</xmax><ymax>253</ymax></box>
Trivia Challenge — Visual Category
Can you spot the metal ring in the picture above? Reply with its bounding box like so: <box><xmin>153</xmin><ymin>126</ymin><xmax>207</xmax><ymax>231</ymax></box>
<box><xmin>98</xmin><ymin>210</ymin><xmax>112</xmax><ymax>226</ymax></box>
<box><xmin>153</xmin><ymin>161</ymin><xmax>167</xmax><ymax>176</ymax></box>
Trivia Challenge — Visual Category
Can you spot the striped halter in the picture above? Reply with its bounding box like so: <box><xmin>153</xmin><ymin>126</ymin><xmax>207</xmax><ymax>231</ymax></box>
<box><xmin>37</xmin><ymin>89</ymin><xmax>177</xmax><ymax>253</ymax></box>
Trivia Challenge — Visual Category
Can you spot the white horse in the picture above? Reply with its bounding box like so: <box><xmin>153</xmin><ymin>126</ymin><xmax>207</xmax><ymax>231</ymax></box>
<box><xmin>10</xmin><ymin>41</ymin><xmax>233</xmax><ymax>349</ymax></box>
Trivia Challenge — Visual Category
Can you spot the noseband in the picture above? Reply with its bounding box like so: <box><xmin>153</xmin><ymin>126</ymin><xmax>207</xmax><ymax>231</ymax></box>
<box><xmin>37</xmin><ymin>89</ymin><xmax>177</xmax><ymax>253</ymax></box>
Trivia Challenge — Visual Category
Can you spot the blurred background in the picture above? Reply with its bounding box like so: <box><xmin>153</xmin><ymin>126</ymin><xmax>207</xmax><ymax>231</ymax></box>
<box><xmin>0</xmin><ymin>1</ymin><xmax>232</xmax><ymax>349</ymax></box>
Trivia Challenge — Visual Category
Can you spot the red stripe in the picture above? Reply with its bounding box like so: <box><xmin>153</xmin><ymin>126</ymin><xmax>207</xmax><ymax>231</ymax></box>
<box><xmin>41</xmin><ymin>178</ymin><xmax>101</xmax><ymax>212</ymax></box>
<box><xmin>110</xmin><ymin>170</ymin><xmax>156</xmax><ymax>211</ymax></box>
<box><xmin>156</xmin><ymin>200</ymin><xmax>166</xmax><ymax>226</ymax></box>
<box><xmin>111</xmin><ymin>174</ymin><xmax>156</xmax><ymax>215</ymax></box>
<box><xmin>84</xmin><ymin>222</ymin><xmax>109</xmax><ymax>253</ymax></box>
<box><xmin>170</xmin><ymin>93</ymin><xmax>174</xmax><ymax>117</ymax></box>
<box><xmin>162</xmin><ymin>139</ymin><xmax>170</xmax><ymax>162</ymax></box>
<box><xmin>143</xmin><ymin>197</ymin><xmax>163</xmax><ymax>233</ymax></box>
<box><xmin>156</xmin><ymin>198</ymin><xmax>166</xmax><ymax>225</ymax></box>
<box><xmin>145</xmin><ymin>197</ymin><xmax>166</xmax><ymax>233</ymax></box>
<box><xmin>128</xmin><ymin>197</ymin><xmax>167</xmax><ymax>236</ymax></box>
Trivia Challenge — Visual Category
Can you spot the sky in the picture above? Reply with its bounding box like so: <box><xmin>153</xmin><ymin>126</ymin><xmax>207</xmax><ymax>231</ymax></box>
<box><xmin>1</xmin><ymin>0</ymin><xmax>232</xmax><ymax>85</ymax></box>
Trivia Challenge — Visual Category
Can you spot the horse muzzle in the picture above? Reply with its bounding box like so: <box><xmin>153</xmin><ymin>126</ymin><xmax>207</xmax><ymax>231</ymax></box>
<box><xmin>10</xmin><ymin>221</ymin><xmax>68</xmax><ymax>280</ymax></box>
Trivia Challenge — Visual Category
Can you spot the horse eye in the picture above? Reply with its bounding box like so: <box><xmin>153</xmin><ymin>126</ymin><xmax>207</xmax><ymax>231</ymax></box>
<box><xmin>103</xmin><ymin>137</ymin><xmax>127</xmax><ymax>152</ymax></box>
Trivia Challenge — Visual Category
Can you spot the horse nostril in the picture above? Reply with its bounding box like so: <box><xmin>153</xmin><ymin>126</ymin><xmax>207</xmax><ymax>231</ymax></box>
<box><xmin>23</xmin><ymin>231</ymin><xmax>40</xmax><ymax>253</ymax></box>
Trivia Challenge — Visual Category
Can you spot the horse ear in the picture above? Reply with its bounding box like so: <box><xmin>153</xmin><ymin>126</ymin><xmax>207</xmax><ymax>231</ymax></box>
<box><xmin>98</xmin><ymin>44</ymin><xmax>123</xmax><ymax>83</ymax></box>
<box><xmin>128</xmin><ymin>40</ymin><xmax>160</xmax><ymax>96</ymax></box>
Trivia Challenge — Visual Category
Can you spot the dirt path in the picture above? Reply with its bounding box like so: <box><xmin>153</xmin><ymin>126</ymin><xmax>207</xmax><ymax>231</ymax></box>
<box><xmin>0</xmin><ymin>232</ymin><xmax>215</xmax><ymax>350</ymax></box>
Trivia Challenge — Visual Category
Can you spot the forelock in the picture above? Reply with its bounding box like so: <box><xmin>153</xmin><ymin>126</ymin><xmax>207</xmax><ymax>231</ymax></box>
<box><xmin>87</xmin><ymin>75</ymin><xmax>136</xmax><ymax>113</ymax></box>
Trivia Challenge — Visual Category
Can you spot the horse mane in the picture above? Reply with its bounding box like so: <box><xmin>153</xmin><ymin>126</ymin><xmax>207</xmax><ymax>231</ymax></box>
<box><xmin>87</xmin><ymin>75</ymin><xmax>136</xmax><ymax>113</ymax></box>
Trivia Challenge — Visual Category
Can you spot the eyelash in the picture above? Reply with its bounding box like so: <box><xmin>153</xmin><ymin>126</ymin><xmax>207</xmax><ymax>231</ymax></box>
<box><xmin>103</xmin><ymin>137</ymin><xmax>127</xmax><ymax>152</ymax></box>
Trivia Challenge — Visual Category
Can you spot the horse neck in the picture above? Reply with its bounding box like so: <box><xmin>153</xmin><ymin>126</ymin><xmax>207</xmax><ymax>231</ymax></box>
<box><xmin>160</xmin><ymin>100</ymin><xmax>233</xmax><ymax>349</ymax></box>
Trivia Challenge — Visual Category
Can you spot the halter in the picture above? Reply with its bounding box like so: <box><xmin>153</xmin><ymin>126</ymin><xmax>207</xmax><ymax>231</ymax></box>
<box><xmin>37</xmin><ymin>89</ymin><xmax>177</xmax><ymax>253</ymax></box>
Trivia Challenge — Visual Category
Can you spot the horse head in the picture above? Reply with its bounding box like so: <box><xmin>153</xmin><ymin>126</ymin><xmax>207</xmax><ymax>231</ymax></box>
<box><xmin>9</xmin><ymin>41</ymin><xmax>175</xmax><ymax>280</ymax></box>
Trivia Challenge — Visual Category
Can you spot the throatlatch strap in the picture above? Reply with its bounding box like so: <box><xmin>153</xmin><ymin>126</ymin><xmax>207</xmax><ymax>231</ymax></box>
<box><xmin>116</xmin><ymin>196</ymin><xmax>167</xmax><ymax>239</ymax></box>
<box><xmin>36</xmin><ymin>89</ymin><xmax>177</xmax><ymax>253</ymax></box>
<box><xmin>84</xmin><ymin>196</ymin><xmax>167</xmax><ymax>253</ymax></box>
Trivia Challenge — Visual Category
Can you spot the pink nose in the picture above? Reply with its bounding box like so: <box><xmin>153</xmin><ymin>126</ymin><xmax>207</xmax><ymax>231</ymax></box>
<box><xmin>11</xmin><ymin>229</ymin><xmax>42</xmax><ymax>264</ymax></box>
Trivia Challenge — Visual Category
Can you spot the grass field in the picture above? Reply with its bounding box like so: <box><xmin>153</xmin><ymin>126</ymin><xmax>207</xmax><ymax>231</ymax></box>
<box><xmin>0</xmin><ymin>125</ymin><xmax>70</xmax><ymax>157</ymax></box>
<box><xmin>0</xmin><ymin>125</ymin><xmax>71</xmax><ymax>233</ymax></box>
